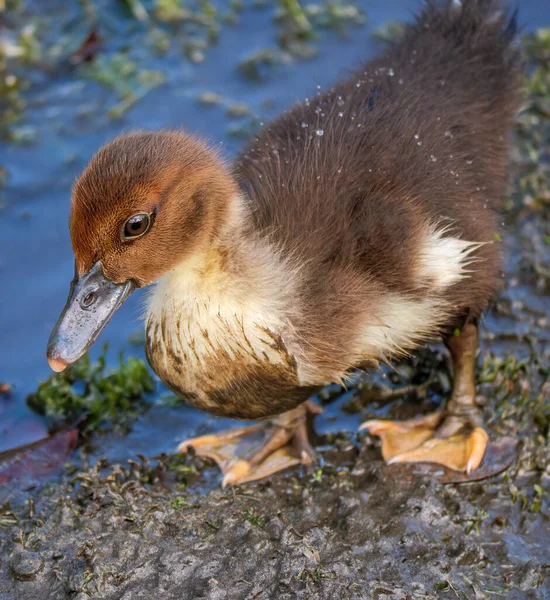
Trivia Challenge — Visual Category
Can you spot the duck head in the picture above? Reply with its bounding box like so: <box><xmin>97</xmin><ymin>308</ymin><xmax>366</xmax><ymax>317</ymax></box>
<box><xmin>47</xmin><ymin>131</ymin><xmax>238</xmax><ymax>372</ymax></box>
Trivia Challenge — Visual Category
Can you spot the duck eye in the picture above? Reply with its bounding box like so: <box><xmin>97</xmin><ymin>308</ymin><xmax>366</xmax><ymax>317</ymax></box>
<box><xmin>123</xmin><ymin>214</ymin><xmax>150</xmax><ymax>240</ymax></box>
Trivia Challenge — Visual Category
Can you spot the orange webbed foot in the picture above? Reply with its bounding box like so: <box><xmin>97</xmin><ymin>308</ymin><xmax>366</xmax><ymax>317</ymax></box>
<box><xmin>178</xmin><ymin>401</ymin><xmax>322</xmax><ymax>486</ymax></box>
<box><xmin>360</xmin><ymin>413</ymin><xmax>518</xmax><ymax>482</ymax></box>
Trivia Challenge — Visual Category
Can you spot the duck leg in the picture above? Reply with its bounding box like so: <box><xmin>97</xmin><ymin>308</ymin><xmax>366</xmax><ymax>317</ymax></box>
<box><xmin>177</xmin><ymin>401</ymin><xmax>322</xmax><ymax>486</ymax></box>
<box><xmin>361</xmin><ymin>323</ymin><xmax>489</xmax><ymax>473</ymax></box>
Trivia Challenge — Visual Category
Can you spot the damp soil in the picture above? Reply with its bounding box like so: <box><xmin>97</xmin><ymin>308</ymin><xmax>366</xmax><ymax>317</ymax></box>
<box><xmin>0</xmin><ymin>1</ymin><xmax>549</xmax><ymax>599</ymax></box>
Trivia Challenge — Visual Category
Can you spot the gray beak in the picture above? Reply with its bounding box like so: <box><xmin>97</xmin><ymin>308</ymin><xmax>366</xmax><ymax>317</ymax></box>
<box><xmin>46</xmin><ymin>261</ymin><xmax>135</xmax><ymax>372</ymax></box>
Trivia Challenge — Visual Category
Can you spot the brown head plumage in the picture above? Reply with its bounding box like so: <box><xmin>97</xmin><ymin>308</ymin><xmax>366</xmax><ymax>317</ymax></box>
<box><xmin>70</xmin><ymin>130</ymin><xmax>238</xmax><ymax>286</ymax></box>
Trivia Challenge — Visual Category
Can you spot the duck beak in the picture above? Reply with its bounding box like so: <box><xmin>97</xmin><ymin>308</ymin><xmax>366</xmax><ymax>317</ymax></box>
<box><xmin>46</xmin><ymin>261</ymin><xmax>135</xmax><ymax>372</ymax></box>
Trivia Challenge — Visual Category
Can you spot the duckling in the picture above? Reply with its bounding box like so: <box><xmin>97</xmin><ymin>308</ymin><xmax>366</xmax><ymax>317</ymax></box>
<box><xmin>47</xmin><ymin>0</ymin><xmax>521</xmax><ymax>485</ymax></box>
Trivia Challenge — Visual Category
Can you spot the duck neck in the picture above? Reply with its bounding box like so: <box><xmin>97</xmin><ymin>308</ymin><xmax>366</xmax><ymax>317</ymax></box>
<box><xmin>146</xmin><ymin>193</ymin><xmax>295</xmax><ymax>324</ymax></box>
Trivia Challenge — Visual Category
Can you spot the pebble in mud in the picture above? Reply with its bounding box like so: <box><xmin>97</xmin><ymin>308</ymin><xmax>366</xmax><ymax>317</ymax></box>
<box><xmin>9</xmin><ymin>550</ymin><xmax>44</xmax><ymax>581</ymax></box>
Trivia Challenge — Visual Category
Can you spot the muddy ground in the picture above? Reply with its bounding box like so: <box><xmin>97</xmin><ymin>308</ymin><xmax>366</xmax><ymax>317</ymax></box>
<box><xmin>0</xmin><ymin>1</ymin><xmax>549</xmax><ymax>599</ymax></box>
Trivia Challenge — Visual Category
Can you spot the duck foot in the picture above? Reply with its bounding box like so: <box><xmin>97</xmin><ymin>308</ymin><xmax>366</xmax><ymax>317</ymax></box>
<box><xmin>361</xmin><ymin>322</ymin><xmax>518</xmax><ymax>480</ymax></box>
<box><xmin>177</xmin><ymin>401</ymin><xmax>322</xmax><ymax>486</ymax></box>
<box><xmin>360</xmin><ymin>412</ymin><xmax>488</xmax><ymax>474</ymax></box>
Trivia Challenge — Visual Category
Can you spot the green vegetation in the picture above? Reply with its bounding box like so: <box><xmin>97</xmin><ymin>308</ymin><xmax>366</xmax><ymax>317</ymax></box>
<box><xmin>464</xmin><ymin>508</ymin><xmax>489</xmax><ymax>535</ymax></box>
<box><xmin>478</xmin><ymin>354</ymin><xmax>528</xmax><ymax>385</ymax></box>
<box><xmin>167</xmin><ymin>452</ymin><xmax>200</xmax><ymax>485</ymax></box>
<box><xmin>245</xmin><ymin>507</ymin><xmax>266</xmax><ymax>528</ymax></box>
<box><xmin>238</xmin><ymin>1</ymin><xmax>364</xmax><ymax>79</ymax></box>
<box><xmin>238</xmin><ymin>47</ymin><xmax>287</xmax><ymax>81</ymax></box>
<box><xmin>275</xmin><ymin>0</ymin><xmax>363</xmax><ymax>50</ymax></box>
<box><xmin>0</xmin><ymin>0</ymin><xmax>364</xmax><ymax>149</ymax></box>
<box><xmin>523</xmin><ymin>27</ymin><xmax>550</xmax><ymax>90</ymax></box>
<box><xmin>27</xmin><ymin>346</ymin><xmax>155</xmax><ymax>435</ymax></box>
<box><xmin>79</xmin><ymin>54</ymin><xmax>166</xmax><ymax>119</ymax></box>
<box><xmin>0</xmin><ymin>2</ymin><xmax>44</xmax><ymax>141</ymax></box>
<box><xmin>371</xmin><ymin>20</ymin><xmax>404</xmax><ymax>43</ymax></box>
<box><xmin>170</xmin><ymin>495</ymin><xmax>192</xmax><ymax>510</ymax></box>
<box><xmin>0</xmin><ymin>511</ymin><xmax>19</xmax><ymax>526</ymax></box>
<box><xmin>514</xmin><ymin>28</ymin><xmax>550</xmax><ymax>213</ymax></box>
<box><xmin>0</xmin><ymin>33</ymin><xmax>28</xmax><ymax>141</ymax></box>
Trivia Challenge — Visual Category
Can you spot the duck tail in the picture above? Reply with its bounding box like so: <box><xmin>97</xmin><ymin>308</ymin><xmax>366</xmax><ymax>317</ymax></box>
<box><xmin>415</xmin><ymin>0</ymin><xmax>519</xmax><ymax>63</ymax></box>
<box><xmin>394</xmin><ymin>0</ymin><xmax>522</xmax><ymax>110</ymax></box>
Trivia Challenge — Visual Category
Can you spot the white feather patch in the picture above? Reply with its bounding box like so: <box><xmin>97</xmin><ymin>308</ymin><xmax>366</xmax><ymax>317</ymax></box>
<box><xmin>356</xmin><ymin>294</ymin><xmax>448</xmax><ymax>362</ymax></box>
<box><xmin>416</xmin><ymin>224</ymin><xmax>485</xmax><ymax>290</ymax></box>
<box><xmin>146</xmin><ymin>261</ymin><xmax>286</xmax><ymax>366</ymax></box>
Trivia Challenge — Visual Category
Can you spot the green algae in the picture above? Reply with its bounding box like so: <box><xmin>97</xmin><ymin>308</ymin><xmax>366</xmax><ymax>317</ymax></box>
<box><xmin>371</xmin><ymin>20</ymin><xmax>405</xmax><ymax>43</ymax></box>
<box><xmin>514</xmin><ymin>28</ymin><xmax>550</xmax><ymax>214</ymax></box>
<box><xmin>0</xmin><ymin>0</ymin><xmax>364</xmax><ymax>142</ymax></box>
<box><xmin>26</xmin><ymin>347</ymin><xmax>155</xmax><ymax>435</ymax></box>
<box><xmin>275</xmin><ymin>0</ymin><xmax>364</xmax><ymax>52</ymax></box>
<box><xmin>239</xmin><ymin>1</ymin><xmax>364</xmax><ymax>79</ymax></box>
<box><xmin>79</xmin><ymin>54</ymin><xmax>166</xmax><ymax>118</ymax></box>
<box><xmin>0</xmin><ymin>40</ymin><xmax>27</xmax><ymax>141</ymax></box>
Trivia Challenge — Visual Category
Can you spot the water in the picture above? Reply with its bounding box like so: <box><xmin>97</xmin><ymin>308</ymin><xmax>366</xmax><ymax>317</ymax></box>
<box><xmin>0</xmin><ymin>0</ymin><xmax>548</xmax><ymax>455</ymax></box>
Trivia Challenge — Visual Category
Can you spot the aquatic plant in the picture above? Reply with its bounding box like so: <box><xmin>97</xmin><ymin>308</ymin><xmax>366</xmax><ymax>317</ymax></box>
<box><xmin>27</xmin><ymin>346</ymin><xmax>155</xmax><ymax>434</ymax></box>
<box><xmin>79</xmin><ymin>54</ymin><xmax>166</xmax><ymax>119</ymax></box>
<box><xmin>513</xmin><ymin>28</ymin><xmax>550</xmax><ymax>213</ymax></box>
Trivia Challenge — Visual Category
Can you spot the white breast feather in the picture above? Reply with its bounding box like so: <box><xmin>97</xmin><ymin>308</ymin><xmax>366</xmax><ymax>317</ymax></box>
<box><xmin>147</xmin><ymin>269</ymin><xmax>287</xmax><ymax>367</ymax></box>
<box><xmin>144</xmin><ymin>243</ymin><xmax>318</xmax><ymax>397</ymax></box>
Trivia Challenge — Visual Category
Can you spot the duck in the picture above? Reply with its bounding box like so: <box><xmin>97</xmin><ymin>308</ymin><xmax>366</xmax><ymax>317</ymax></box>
<box><xmin>46</xmin><ymin>0</ymin><xmax>521</xmax><ymax>486</ymax></box>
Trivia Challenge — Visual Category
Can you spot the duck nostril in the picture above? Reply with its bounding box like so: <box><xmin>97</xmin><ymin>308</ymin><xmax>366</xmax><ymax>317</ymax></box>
<box><xmin>81</xmin><ymin>291</ymin><xmax>96</xmax><ymax>308</ymax></box>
